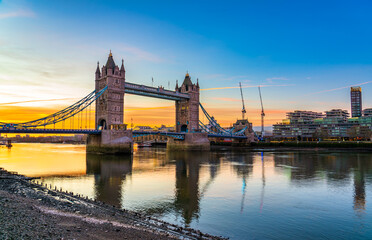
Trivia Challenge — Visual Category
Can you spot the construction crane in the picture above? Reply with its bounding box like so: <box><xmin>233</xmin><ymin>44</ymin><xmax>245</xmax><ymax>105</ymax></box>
<box><xmin>258</xmin><ymin>86</ymin><xmax>265</xmax><ymax>136</ymax></box>
<box><xmin>239</xmin><ymin>82</ymin><xmax>246</xmax><ymax>119</ymax></box>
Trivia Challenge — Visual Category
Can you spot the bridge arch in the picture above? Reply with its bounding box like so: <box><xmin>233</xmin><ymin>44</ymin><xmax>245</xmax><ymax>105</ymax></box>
<box><xmin>180</xmin><ymin>124</ymin><xmax>188</xmax><ymax>132</ymax></box>
<box><xmin>98</xmin><ymin>119</ymin><xmax>107</xmax><ymax>130</ymax></box>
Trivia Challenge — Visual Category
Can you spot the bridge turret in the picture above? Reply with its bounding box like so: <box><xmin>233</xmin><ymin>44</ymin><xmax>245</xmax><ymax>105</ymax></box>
<box><xmin>106</xmin><ymin>50</ymin><xmax>116</xmax><ymax>76</ymax></box>
<box><xmin>175</xmin><ymin>73</ymin><xmax>200</xmax><ymax>132</ymax></box>
<box><xmin>95</xmin><ymin>62</ymin><xmax>101</xmax><ymax>80</ymax></box>
<box><xmin>120</xmin><ymin>59</ymin><xmax>125</xmax><ymax>77</ymax></box>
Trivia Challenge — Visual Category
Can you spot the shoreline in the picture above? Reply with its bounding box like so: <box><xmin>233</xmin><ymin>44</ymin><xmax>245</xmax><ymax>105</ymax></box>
<box><xmin>0</xmin><ymin>168</ymin><xmax>226</xmax><ymax>240</ymax></box>
<box><xmin>211</xmin><ymin>141</ymin><xmax>372</xmax><ymax>152</ymax></box>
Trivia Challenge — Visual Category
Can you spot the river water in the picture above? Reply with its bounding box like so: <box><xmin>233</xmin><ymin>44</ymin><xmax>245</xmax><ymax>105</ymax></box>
<box><xmin>1</xmin><ymin>143</ymin><xmax>372</xmax><ymax>239</ymax></box>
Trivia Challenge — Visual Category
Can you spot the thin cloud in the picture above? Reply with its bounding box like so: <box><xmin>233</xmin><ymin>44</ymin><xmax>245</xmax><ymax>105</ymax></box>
<box><xmin>203</xmin><ymin>74</ymin><xmax>252</xmax><ymax>82</ymax></box>
<box><xmin>0</xmin><ymin>98</ymin><xmax>77</xmax><ymax>106</ymax></box>
<box><xmin>119</xmin><ymin>45</ymin><xmax>163</xmax><ymax>63</ymax></box>
<box><xmin>201</xmin><ymin>84</ymin><xmax>294</xmax><ymax>91</ymax></box>
<box><xmin>125</xmin><ymin>105</ymin><xmax>173</xmax><ymax>111</ymax></box>
<box><xmin>210</xmin><ymin>97</ymin><xmax>240</xmax><ymax>102</ymax></box>
<box><xmin>305</xmin><ymin>81</ymin><xmax>372</xmax><ymax>96</ymax></box>
<box><xmin>0</xmin><ymin>10</ymin><xmax>35</xmax><ymax>19</ymax></box>
<box><xmin>266</xmin><ymin>77</ymin><xmax>289</xmax><ymax>83</ymax></box>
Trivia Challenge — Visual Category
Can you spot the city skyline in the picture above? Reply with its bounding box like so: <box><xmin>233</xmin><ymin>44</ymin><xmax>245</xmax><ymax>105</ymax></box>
<box><xmin>1</xmin><ymin>0</ymin><xmax>372</xmax><ymax>127</ymax></box>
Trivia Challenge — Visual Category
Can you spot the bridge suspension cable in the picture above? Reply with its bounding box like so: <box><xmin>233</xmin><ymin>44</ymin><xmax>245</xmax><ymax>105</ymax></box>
<box><xmin>6</xmin><ymin>86</ymin><xmax>107</xmax><ymax>129</ymax></box>
<box><xmin>199</xmin><ymin>103</ymin><xmax>248</xmax><ymax>137</ymax></box>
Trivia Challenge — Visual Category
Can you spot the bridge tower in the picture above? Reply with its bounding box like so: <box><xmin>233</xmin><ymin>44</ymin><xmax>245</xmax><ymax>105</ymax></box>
<box><xmin>87</xmin><ymin>51</ymin><xmax>132</xmax><ymax>154</ymax></box>
<box><xmin>95</xmin><ymin>51</ymin><xmax>125</xmax><ymax>130</ymax></box>
<box><xmin>175</xmin><ymin>73</ymin><xmax>200</xmax><ymax>132</ymax></box>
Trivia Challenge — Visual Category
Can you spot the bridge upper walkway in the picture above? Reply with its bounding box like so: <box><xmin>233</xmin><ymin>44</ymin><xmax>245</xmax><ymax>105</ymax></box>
<box><xmin>124</xmin><ymin>82</ymin><xmax>189</xmax><ymax>101</ymax></box>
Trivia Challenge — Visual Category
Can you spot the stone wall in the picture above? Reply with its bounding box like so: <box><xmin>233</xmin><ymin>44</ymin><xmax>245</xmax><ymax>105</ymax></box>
<box><xmin>87</xmin><ymin>130</ymin><xmax>133</xmax><ymax>154</ymax></box>
<box><xmin>167</xmin><ymin>132</ymin><xmax>210</xmax><ymax>151</ymax></box>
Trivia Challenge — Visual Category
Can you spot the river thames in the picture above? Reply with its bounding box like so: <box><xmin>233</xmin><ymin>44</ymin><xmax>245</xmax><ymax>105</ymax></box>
<box><xmin>1</xmin><ymin>143</ymin><xmax>372</xmax><ymax>239</ymax></box>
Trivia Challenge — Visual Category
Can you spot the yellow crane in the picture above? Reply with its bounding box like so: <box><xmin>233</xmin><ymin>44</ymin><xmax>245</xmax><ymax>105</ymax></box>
<box><xmin>258</xmin><ymin>86</ymin><xmax>265</xmax><ymax>136</ymax></box>
<box><xmin>239</xmin><ymin>82</ymin><xmax>246</xmax><ymax>119</ymax></box>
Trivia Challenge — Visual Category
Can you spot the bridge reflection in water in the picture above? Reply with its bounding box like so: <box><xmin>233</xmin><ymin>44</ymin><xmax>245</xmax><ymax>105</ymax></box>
<box><xmin>84</xmin><ymin>150</ymin><xmax>257</xmax><ymax>226</ymax></box>
<box><xmin>86</xmin><ymin>153</ymin><xmax>133</xmax><ymax>207</ymax></box>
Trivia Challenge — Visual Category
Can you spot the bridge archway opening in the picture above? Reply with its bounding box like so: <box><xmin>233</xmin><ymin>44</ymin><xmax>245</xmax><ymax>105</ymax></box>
<box><xmin>98</xmin><ymin>119</ymin><xmax>107</xmax><ymax>130</ymax></box>
<box><xmin>180</xmin><ymin>125</ymin><xmax>188</xmax><ymax>132</ymax></box>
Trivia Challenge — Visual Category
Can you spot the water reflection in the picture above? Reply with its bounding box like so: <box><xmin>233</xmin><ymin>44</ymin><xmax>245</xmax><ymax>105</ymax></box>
<box><xmin>3</xmin><ymin>144</ymin><xmax>372</xmax><ymax>239</ymax></box>
<box><xmin>273</xmin><ymin>152</ymin><xmax>372</xmax><ymax>215</ymax></box>
<box><xmin>86</xmin><ymin>153</ymin><xmax>132</xmax><ymax>207</ymax></box>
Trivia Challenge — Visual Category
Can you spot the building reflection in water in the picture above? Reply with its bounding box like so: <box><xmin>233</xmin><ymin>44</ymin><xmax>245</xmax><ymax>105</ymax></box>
<box><xmin>86</xmin><ymin>153</ymin><xmax>132</xmax><ymax>207</ymax></box>
<box><xmin>167</xmin><ymin>151</ymin><xmax>213</xmax><ymax>226</ymax></box>
<box><xmin>273</xmin><ymin>152</ymin><xmax>372</xmax><ymax>215</ymax></box>
<box><xmin>353</xmin><ymin>155</ymin><xmax>366</xmax><ymax>213</ymax></box>
<box><xmin>228</xmin><ymin>152</ymin><xmax>254</xmax><ymax>213</ymax></box>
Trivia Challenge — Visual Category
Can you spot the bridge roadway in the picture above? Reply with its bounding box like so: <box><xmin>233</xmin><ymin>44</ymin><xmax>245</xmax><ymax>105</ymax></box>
<box><xmin>0</xmin><ymin>129</ymin><xmax>247</xmax><ymax>139</ymax></box>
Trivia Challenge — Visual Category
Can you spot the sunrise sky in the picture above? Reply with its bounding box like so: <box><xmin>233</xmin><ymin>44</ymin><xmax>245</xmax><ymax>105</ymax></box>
<box><xmin>1</xmin><ymin>0</ymin><xmax>372</xmax><ymax>128</ymax></box>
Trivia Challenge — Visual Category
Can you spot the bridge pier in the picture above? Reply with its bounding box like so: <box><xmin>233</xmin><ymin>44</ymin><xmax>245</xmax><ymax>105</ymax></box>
<box><xmin>167</xmin><ymin>132</ymin><xmax>210</xmax><ymax>151</ymax></box>
<box><xmin>87</xmin><ymin>130</ymin><xmax>133</xmax><ymax>154</ymax></box>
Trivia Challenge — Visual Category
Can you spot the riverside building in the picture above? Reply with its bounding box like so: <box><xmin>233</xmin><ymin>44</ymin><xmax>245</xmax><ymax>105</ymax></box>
<box><xmin>273</xmin><ymin>87</ymin><xmax>372</xmax><ymax>140</ymax></box>
<box><xmin>351</xmin><ymin>86</ymin><xmax>362</xmax><ymax>117</ymax></box>
<box><xmin>273</xmin><ymin>109</ymin><xmax>372</xmax><ymax>140</ymax></box>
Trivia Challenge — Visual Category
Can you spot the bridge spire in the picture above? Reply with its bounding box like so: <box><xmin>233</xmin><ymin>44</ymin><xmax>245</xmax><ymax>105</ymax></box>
<box><xmin>95</xmin><ymin>61</ymin><xmax>100</xmax><ymax>79</ymax></box>
<box><xmin>105</xmin><ymin>50</ymin><xmax>116</xmax><ymax>75</ymax></box>
<box><xmin>120</xmin><ymin>59</ymin><xmax>125</xmax><ymax>76</ymax></box>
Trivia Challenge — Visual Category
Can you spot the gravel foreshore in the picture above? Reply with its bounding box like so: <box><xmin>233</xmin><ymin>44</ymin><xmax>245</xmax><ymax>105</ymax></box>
<box><xmin>0</xmin><ymin>168</ymin><xmax>226</xmax><ymax>240</ymax></box>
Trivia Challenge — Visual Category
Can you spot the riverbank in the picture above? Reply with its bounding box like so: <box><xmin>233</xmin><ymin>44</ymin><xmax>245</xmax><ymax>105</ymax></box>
<box><xmin>0</xmin><ymin>168</ymin><xmax>225</xmax><ymax>240</ymax></box>
<box><xmin>211</xmin><ymin>141</ymin><xmax>372</xmax><ymax>152</ymax></box>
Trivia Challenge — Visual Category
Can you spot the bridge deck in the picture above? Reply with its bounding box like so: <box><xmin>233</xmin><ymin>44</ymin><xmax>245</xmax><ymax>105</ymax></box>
<box><xmin>124</xmin><ymin>82</ymin><xmax>189</xmax><ymax>101</ymax></box>
<box><xmin>0</xmin><ymin>129</ymin><xmax>247</xmax><ymax>139</ymax></box>
<box><xmin>0</xmin><ymin>129</ymin><xmax>101</xmax><ymax>134</ymax></box>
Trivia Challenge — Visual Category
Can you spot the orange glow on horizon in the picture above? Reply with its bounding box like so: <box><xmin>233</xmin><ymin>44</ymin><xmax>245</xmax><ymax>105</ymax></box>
<box><xmin>0</xmin><ymin>103</ymin><xmax>287</xmax><ymax>128</ymax></box>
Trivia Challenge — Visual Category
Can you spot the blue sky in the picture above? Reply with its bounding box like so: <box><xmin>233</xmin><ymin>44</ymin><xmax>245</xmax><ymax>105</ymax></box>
<box><xmin>1</xmin><ymin>0</ymin><xmax>372</xmax><ymax>126</ymax></box>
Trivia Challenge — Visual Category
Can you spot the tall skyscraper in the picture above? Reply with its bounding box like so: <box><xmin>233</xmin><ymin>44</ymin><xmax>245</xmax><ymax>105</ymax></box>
<box><xmin>351</xmin><ymin>86</ymin><xmax>362</xmax><ymax>118</ymax></box>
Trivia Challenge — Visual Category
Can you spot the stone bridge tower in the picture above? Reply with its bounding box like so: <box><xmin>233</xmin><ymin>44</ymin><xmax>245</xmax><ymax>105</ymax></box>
<box><xmin>175</xmin><ymin>73</ymin><xmax>200</xmax><ymax>132</ymax></box>
<box><xmin>95</xmin><ymin>51</ymin><xmax>126</xmax><ymax>130</ymax></box>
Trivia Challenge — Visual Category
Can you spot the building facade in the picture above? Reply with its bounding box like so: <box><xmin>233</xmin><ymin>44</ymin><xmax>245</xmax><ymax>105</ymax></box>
<box><xmin>351</xmin><ymin>87</ymin><xmax>362</xmax><ymax>118</ymax></box>
<box><xmin>273</xmin><ymin>108</ymin><xmax>372</xmax><ymax>140</ymax></box>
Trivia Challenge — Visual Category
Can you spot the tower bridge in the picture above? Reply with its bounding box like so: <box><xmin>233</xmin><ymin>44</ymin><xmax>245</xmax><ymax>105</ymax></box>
<box><xmin>0</xmin><ymin>52</ymin><xmax>254</xmax><ymax>153</ymax></box>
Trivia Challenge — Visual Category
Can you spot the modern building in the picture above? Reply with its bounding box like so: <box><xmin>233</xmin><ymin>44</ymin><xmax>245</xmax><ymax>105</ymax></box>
<box><xmin>273</xmin><ymin>111</ymin><xmax>323</xmax><ymax>138</ymax></box>
<box><xmin>273</xmin><ymin>108</ymin><xmax>372</xmax><ymax>139</ymax></box>
<box><xmin>363</xmin><ymin>108</ymin><xmax>372</xmax><ymax>117</ymax></box>
<box><xmin>286</xmin><ymin>111</ymin><xmax>324</xmax><ymax>124</ymax></box>
<box><xmin>351</xmin><ymin>87</ymin><xmax>362</xmax><ymax>117</ymax></box>
<box><xmin>273</xmin><ymin>87</ymin><xmax>371</xmax><ymax>140</ymax></box>
<box><xmin>325</xmin><ymin>109</ymin><xmax>349</xmax><ymax>120</ymax></box>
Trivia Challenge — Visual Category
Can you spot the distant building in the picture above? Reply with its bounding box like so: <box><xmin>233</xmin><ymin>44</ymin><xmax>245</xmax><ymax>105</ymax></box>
<box><xmin>286</xmin><ymin>111</ymin><xmax>324</xmax><ymax>124</ymax></box>
<box><xmin>273</xmin><ymin>111</ymin><xmax>323</xmax><ymax>138</ymax></box>
<box><xmin>351</xmin><ymin>87</ymin><xmax>362</xmax><ymax>117</ymax></box>
<box><xmin>325</xmin><ymin>109</ymin><xmax>349</xmax><ymax>120</ymax></box>
<box><xmin>273</xmin><ymin>108</ymin><xmax>372</xmax><ymax>139</ymax></box>
<box><xmin>136</xmin><ymin>126</ymin><xmax>153</xmax><ymax>131</ymax></box>
<box><xmin>363</xmin><ymin>108</ymin><xmax>372</xmax><ymax>117</ymax></box>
